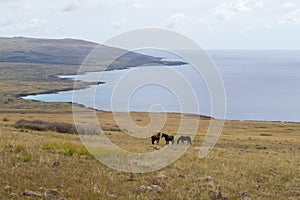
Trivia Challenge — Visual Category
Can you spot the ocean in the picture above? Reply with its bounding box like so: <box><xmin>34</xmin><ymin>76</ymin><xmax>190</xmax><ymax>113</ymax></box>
<box><xmin>23</xmin><ymin>50</ymin><xmax>300</xmax><ymax>122</ymax></box>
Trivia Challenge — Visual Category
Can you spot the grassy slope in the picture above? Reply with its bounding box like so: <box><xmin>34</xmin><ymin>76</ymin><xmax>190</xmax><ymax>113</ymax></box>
<box><xmin>0</xmin><ymin>112</ymin><xmax>299</xmax><ymax>199</ymax></box>
<box><xmin>0</xmin><ymin>37</ymin><xmax>161</xmax><ymax>67</ymax></box>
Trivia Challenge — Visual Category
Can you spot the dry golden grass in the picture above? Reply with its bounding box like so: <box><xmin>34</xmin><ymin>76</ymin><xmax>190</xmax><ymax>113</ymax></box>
<box><xmin>0</xmin><ymin>111</ymin><xmax>299</xmax><ymax>199</ymax></box>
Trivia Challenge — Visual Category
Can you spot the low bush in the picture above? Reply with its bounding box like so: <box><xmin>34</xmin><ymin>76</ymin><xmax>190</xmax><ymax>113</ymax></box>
<box><xmin>23</xmin><ymin>154</ymin><xmax>32</xmax><ymax>162</ymax></box>
<box><xmin>260</xmin><ymin>133</ymin><xmax>273</xmax><ymax>136</ymax></box>
<box><xmin>13</xmin><ymin>119</ymin><xmax>77</xmax><ymax>134</ymax></box>
<box><xmin>2</xmin><ymin>117</ymin><xmax>9</xmax><ymax>122</ymax></box>
<box><xmin>101</xmin><ymin>125</ymin><xmax>122</xmax><ymax>132</ymax></box>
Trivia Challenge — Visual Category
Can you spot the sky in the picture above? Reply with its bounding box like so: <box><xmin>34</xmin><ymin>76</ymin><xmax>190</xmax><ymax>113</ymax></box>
<box><xmin>1</xmin><ymin>0</ymin><xmax>300</xmax><ymax>49</ymax></box>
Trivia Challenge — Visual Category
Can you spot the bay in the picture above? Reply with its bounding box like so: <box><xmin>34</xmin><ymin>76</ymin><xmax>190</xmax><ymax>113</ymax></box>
<box><xmin>23</xmin><ymin>50</ymin><xmax>300</xmax><ymax>122</ymax></box>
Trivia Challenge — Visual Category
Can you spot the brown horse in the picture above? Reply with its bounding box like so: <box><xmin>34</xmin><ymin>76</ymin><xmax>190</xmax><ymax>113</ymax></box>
<box><xmin>161</xmin><ymin>133</ymin><xmax>174</xmax><ymax>144</ymax></box>
<box><xmin>151</xmin><ymin>132</ymin><xmax>161</xmax><ymax>144</ymax></box>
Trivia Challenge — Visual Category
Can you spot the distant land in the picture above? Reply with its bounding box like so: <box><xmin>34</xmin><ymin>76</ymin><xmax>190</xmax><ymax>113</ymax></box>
<box><xmin>0</xmin><ymin>37</ymin><xmax>187</xmax><ymax>70</ymax></box>
<box><xmin>0</xmin><ymin>37</ymin><xmax>186</xmax><ymax>110</ymax></box>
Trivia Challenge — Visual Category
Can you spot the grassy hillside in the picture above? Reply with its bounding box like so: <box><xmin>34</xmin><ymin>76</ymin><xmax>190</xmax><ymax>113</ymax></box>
<box><xmin>0</xmin><ymin>37</ymin><xmax>162</xmax><ymax>67</ymax></box>
<box><xmin>0</xmin><ymin>111</ymin><xmax>299</xmax><ymax>199</ymax></box>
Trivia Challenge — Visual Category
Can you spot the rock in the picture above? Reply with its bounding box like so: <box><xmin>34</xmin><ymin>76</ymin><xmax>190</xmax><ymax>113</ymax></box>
<box><xmin>9</xmin><ymin>193</ymin><xmax>18</xmax><ymax>198</ymax></box>
<box><xmin>139</xmin><ymin>185</ymin><xmax>147</xmax><ymax>193</ymax></box>
<box><xmin>240</xmin><ymin>190</ymin><xmax>252</xmax><ymax>200</ymax></box>
<box><xmin>4</xmin><ymin>185</ymin><xmax>13</xmax><ymax>192</ymax></box>
<box><xmin>45</xmin><ymin>189</ymin><xmax>67</xmax><ymax>200</ymax></box>
<box><xmin>211</xmin><ymin>190</ymin><xmax>222</xmax><ymax>200</ymax></box>
<box><xmin>150</xmin><ymin>185</ymin><xmax>164</xmax><ymax>193</ymax></box>
<box><xmin>205</xmin><ymin>176</ymin><xmax>213</xmax><ymax>181</ymax></box>
<box><xmin>52</xmin><ymin>161</ymin><xmax>60</xmax><ymax>167</ymax></box>
<box><xmin>138</xmin><ymin>185</ymin><xmax>164</xmax><ymax>194</ymax></box>
<box><xmin>46</xmin><ymin>189</ymin><xmax>62</xmax><ymax>196</ymax></box>
<box><xmin>107</xmin><ymin>194</ymin><xmax>116</xmax><ymax>198</ymax></box>
<box><xmin>151</xmin><ymin>174</ymin><xmax>168</xmax><ymax>187</ymax></box>
<box><xmin>146</xmin><ymin>186</ymin><xmax>153</xmax><ymax>192</ymax></box>
<box><xmin>240</xmin><ymin>191</ymin><xmax>248</xmax><ymax>197</ymax></box>
<box><xmin>23</xmin><ymin>190</ymin><xmax>44</xmax><ymax>197</ymax></box>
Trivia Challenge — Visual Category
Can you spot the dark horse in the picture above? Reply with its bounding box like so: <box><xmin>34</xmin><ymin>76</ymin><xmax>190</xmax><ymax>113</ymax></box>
<box><xmin>177</xmin><ymin>135</ymin><xmax>192</xmax><ymax>144</ymax></box>
<box><xmin>161</xmin><ymin>133</ymin><xmax>175</xmax><ymax>144</ymax></box>
<box><xmin>151</xmin><ymin>132</ymin><xmax>161</xmax><ymax>144</ymax></box>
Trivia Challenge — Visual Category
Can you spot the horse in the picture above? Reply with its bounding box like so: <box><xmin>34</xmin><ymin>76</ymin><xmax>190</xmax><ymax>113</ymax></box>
<box><xmin>161</xmin><ymin>133</ymin><xmax>175</xmax><ymax>144</ymax></box>
<box><xmin>151</xmin><ymin>132</ymin><xmax>161</xmax><ymax>144</ymax></box>
<box><xmin>177</xmin><ymin>135</ymin><xmax>192</xmax><ymax>144</ymax></box>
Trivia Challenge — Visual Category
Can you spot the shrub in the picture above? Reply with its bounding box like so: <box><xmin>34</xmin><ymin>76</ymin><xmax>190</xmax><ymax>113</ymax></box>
<box><xmin>23</xmin><ymin>154</ymin><xmax>32</xmax><ymax>162</ymax></box>
<box><xmin>2</xmin><ymin>117</ymin><xmax>9</xmax><ymax>122</ymax></box>
<box><xmin>15</xmin><ymin>145</ymin><xmax>26</xmax><ymax>153</ymax></box>
<box><xmin>13</xmin><ymin>119</ymin><xmax>77</xmax><ymax>134</ymax></box>
<box><xmin>101</xmin><ymin>125</ymin><xmax>122</xmax><ymax>132</ymax></box>
<box><xmin>14</xmin><ymin>119</ymin><xmax>47</xmax><ymax>131</ymax></box>
<box><xmin>64</xmin><ymin>148</ymin><xmax>76</xmax><ymax>156</ymax></box>
<box><xmin>260</xmin><ymin>133</ymin><xmax>273</xmax><ymax>136</ymax></box>
<box><xmin>42</xmin><ymin>142</ymin><xmax>92</xmax><ymax>157</ymax></box>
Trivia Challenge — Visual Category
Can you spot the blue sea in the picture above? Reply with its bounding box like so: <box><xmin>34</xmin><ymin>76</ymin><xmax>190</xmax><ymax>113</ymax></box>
<box><xmin>23</xmin><ymin>50</ymin><xmax>300</xmax><ymax>122</ymax></box>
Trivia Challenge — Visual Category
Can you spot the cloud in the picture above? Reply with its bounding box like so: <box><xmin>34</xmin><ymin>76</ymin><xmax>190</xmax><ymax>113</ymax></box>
<box><xmin>214</xmin><ymin>0</ymin><xmax>252</xmax><ymax>20</ymax></box>
<box><xmin>165</xmin><ymin>13</ymin><xmax>187</xmax><ymax>29</ymax></box>
<box><xmin>112</xmin><ymin>17</ymin><xmax>130</xmax><ymax>28</ymax></box>
<box><xmin>280</xmin><ymin>9</ymin><xmax>300</xmax><ymax>24</ymax></box>
<box><xmin>24</xmin><ymin>4</ymin><xmax>32</xmax><ymax>11</ymax></box>
<box><xmin>1</xmin><ymin>20</ymin><xmax>13</xmax><ymax>27</ymax></box>
<box><xmin>170</xmin><ymin>13</ymin><xmax>186</xmax><ymax>19</ymax></box>
<box><xmin>283</xmin><ymin>2</ymin><xmax>295</xmax><ymax>9</ymax></box>
<box><xmin>255</xmin><ymin>1</ymin><xmax>264</xmax><ymax>8</ymax></box>
<box><xmin>25</xmin><ymin>18</ymin><xmax>46</xmax><ymax>30</ymax></box>
<box><xmin>62</xmin><ymin>1</ymin><xmax>83</xmax><ymax>12</ymax></box>
<box><xmin>117</xmin><ymin>0</ymin><xmax>144</xmax><ymax>8</ymax></box>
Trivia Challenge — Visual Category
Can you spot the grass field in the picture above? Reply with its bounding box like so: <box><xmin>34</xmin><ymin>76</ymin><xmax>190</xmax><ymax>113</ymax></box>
<box><xmin>0</xmin><ymin>111</ymin><xmax>299</xmax><ymax>199</ymax></box>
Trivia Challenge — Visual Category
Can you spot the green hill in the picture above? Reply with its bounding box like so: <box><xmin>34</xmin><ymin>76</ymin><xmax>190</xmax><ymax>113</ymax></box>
<box><xmin>0</xmin><ymin>37</ymin><xmax>165</xmax><ymax>68</ymax></box>
<box><xmin>0</xmin><ymin>37</ymin><xmax>187</xmax><ymax>69</ymax></box>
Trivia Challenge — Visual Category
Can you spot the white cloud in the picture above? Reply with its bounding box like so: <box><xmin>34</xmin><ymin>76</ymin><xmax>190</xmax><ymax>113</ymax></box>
<box><xmin>112</xmin><ymin>17</ymin><xmax>130</xmax><ymax>28</ymax></box>
<box><xmin>280</xmin><ymin>9</ymin><xmax>300</xmax><ymax>24</ymax></box>
<box><xmin>234</xmin><ymin>0</ymin><xmax>251</xmax><ymax>11</ymax></box>
<box><xmin>283</xmin><ymin>2</ymin><xmax>295</xmax><ymax>9</ymax></box>
<box><xmin>170</xmin><ymin>13</ymin><xmax>186</xmax><ymax>19</ymax></box>
<box><xmin>1</xmin><ymin>20</ymin><xmax>13</xmax><ymax>27</ymax></box>
<box><xmin>165</xmin><ymin>13</ymin><xmax>187</xmax><ymax>29</ymax></box>
<box><xmin>24</xmin><ymin>4</ymin><xmax>32</xmax><ymax>11</ymax></box>
<box><xmin>25</xmin><ymin>18</ymin><xmax>47</xmax><ymax>30</ymax></box>
<box><xmin>62</xmin><ymin>1</ymin><xmax>83</xmax><ymax>12</ymax></box>
<box><xmin>255</xmin><ymin>1</ymin><xmax>264</xmax><ymax>8</ymax></box>
<box><xmin>214</xmin><ymin>0</ymin><xmax>253</xmax><ymax>20</ymax></box>
<box><xmin>215</xmin><ymin>2</ymin><xmax>235</xmax><ymax>19</ymax></box>
<box><xmin>117</xmin><ymin>0</ymin><xmax>144</xmax><ymax>8</ymax></box>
